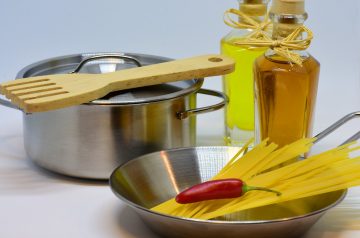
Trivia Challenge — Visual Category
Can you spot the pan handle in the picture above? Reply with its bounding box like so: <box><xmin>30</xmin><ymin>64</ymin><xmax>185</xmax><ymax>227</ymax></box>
<box><xmin>314</xmin><ymin>111</ymin><xmax>360</xmax><ymax>146</ymax></box>
<box><xmin>0</xmin><ymin>97</ymin><xmax>21</xmax><ymax>111</ymax></box>
<box><xmin>176</xmin><ymin>89</ymin><xmax>228</xmax><ymax>120</ymax></box>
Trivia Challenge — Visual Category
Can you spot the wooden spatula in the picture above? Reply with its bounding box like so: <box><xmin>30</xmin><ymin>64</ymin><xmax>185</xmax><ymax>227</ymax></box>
<box><xmin>0</xmin><ymin>54</ymin><xmax>234</xmax><ymax>113</ymax></box>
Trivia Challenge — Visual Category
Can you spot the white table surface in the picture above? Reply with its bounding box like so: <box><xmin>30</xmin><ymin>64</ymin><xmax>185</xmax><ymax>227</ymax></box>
<box><xmin>0</xmin><ymin>103</ymin><xmax>359</xmax><ymax>238</ymax></box>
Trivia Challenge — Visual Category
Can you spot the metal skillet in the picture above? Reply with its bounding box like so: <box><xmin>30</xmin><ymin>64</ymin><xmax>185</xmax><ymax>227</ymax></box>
<box><xmin>110</xmin><ymin>112</ymin><xmax>360</xmax><ymax>238</ymax></box>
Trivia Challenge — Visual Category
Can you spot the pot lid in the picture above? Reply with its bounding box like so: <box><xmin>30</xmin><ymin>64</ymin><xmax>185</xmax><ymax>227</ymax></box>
<box><xmin>16</xmin><ymin>52</ymin><xmax>203</xmax><ymax>105</ymax></box>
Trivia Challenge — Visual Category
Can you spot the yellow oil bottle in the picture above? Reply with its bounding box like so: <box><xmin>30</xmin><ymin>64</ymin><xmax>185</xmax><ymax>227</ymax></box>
<box><xmin>221</xmin><ymin>0</ymin><xmax>269</xmax><ymax>146</ymax></box>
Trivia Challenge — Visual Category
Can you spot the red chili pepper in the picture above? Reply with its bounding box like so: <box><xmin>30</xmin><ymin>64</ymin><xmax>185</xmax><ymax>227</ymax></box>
<box><xmin>175</xmin><ymin>178</ymin><xmax>281</xmax><ymax>204</ymax></box>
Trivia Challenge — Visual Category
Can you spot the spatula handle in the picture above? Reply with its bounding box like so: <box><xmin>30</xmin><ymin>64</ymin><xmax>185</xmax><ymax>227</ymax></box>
<box><xmin>101</xmin><ymin>54</ymin><xmax>235</xmax><ymax>91</ymax></box>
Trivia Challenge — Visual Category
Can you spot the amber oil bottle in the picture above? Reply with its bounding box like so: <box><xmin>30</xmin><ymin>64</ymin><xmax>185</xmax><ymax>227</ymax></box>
<box><xmin>254</xmin><ymin>0</ymin><xmax>320</xmax><ymax>147</ymax></box>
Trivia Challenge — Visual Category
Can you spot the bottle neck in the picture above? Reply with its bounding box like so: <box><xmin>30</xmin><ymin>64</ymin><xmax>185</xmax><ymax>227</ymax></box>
<box><xmin>266</xmin><ymin>13</ymin><xmax>309</xmax><ymax>61</ymax></box>
<box><xmin>272</xmin><ymin>23</ymin><xmax>303</xmax><ymax>40</ymax></box>
<box><xmin>270</xmin><ymin>12</ymin><xmax>307</xmax><ymax>40</ymax></box>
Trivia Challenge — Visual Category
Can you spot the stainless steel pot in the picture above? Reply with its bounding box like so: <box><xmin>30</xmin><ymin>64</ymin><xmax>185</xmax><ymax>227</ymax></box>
<box><xmin>0</xmin><ymin>52</ymin><xmax>227</xmax><ymax>179</ymax></box>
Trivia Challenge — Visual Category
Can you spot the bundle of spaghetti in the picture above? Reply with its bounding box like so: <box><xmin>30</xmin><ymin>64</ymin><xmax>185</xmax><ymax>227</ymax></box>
<box><xmin>151</xmin><ymin>138</ymin><xmax>360</xmax><ymax>220</ymax></box>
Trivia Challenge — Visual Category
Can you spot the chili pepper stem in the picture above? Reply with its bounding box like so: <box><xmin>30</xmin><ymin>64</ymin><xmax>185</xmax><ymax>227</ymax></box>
<box><xmin>244</xmin><ymin>185</ymin><xmax>282</xmax><ymax>196</ymax></box>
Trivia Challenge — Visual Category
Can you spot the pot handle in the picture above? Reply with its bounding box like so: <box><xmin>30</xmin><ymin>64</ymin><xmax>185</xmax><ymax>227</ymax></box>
<box><xmin>314</xmin><ymin>111</ymin><xmax>360</xmax><ymax>146</ymax></box>
<box><xmin>0</xmin><ymin>97</ymin><xmax>21</xmax><ymax>111</ymax></box>
<box><xmin>69</xmin><ymin>54</ymin><xmax>142</xmax><ymax>74</ymax></box>
<box><xmin>176</xmin><ymin>89</ymin><xmax>228</xmax><ymax>120</ymax></box>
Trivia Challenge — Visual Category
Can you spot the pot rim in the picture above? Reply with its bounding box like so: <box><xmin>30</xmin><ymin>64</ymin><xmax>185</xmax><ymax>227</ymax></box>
<box><xmin>15</xmin><ymin>52</ymin><xmax>204</xmax><ymax>106</ymax></box>
<box><xmin>85</xmin><ymin>78</ymin><xmax>204</xmax><ymax>106</ymax></box>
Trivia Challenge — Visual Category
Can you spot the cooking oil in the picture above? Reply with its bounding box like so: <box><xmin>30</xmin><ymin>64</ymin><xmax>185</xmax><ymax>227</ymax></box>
<box><xmin>253</xmin><ymin>0</ymin><xmax>320</xmax><ymax>147</ymax></box>
<box><xmin>254</xmin><ymin>54</ymin><xmax>320</xmax><ymax>147</ymax></box>
<box><xmin>221</xmin><ymin>40</ymin><xmax>266</xmax><ymax>145</ymax></box>
<box><xmin>221</xmin><ymin>0</ymin><xmax>269</xmax><ymax>146</ymax></box>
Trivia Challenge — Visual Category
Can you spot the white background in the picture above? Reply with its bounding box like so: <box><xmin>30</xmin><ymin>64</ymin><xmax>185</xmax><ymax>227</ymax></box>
<box><xmin>0</xmin><ymin>0</ymin><xmax>359</xmax><ymax>237</ymax></box>
<box><xmin>0</xmin><ymin>0</ymin><xmax>359</xmax><ymax>142</ymax></box>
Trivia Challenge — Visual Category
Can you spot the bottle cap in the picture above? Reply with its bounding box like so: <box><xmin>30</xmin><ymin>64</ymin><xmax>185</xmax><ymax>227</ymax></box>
<box><xmin>240</xmin><ymin>0</ymin><xmax>268</xmax><ymax>16</ymax></box>
<box><xmin>270</xmin><ymin>0</ymin><xmax>305</xmax><ymax>15</ymax></box>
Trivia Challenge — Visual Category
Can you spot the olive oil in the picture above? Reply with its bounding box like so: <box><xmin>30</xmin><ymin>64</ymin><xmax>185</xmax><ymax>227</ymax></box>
<box><xmin>254</xmin><ymin>54</ymin><xmax>320</xmax><ymax>147</ymax></box>
<box><xmin>221</xmin><ymin>40</ymin><xmax>266</xmax><ymax>145</ymax></box>
<box><xmin>221</xmin><ymin>0</ymin><xmax>269</xmax><ymax>146</ymax></box>
<box><xmin>253</xmin><ymin>0</ymin><xmax>320</xmax><ymax>147</ymax></box>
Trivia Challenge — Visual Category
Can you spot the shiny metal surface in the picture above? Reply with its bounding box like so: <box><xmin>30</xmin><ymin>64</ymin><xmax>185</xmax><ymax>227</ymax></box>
<box><xmin>314</xmin><ymin>111</ymin><xmax>360</xmax><ymax>145</ymax></box>
<box><xmin>24</xmin><ymin>96</ymin><xmax>195</xmax><ymax>178</ymax></box>
<box><xmin>110</xmin><ymin>146</ymin><xmax>346</xmax><ymax>238</ymax></box>
<box><xmin>2</xmin><ymin>87</ymin><xmax>226</xmax><ymax>179</ymax></box>
<box><xmin>0</xmin><ymin>97</ymin><xmax>20</xmax><ymax>110</ymax></box>
<box><xmin>177</xmin><ymin>89</ymin><xmax>227</xmax><ymax>119</ymax></box>
<box><xmin>69</xmin><ymin>54</ymin><xmax>142</xmax><ymax>73</ymax></box>
<box><xmin>3</xmin><ymin>52</ymin><xmax>226</xmax><ymax>179</ymax></box>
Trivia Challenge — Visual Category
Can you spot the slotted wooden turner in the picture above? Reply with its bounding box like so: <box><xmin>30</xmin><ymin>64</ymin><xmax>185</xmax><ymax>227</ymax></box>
<box><xmin>0</xmin><ymin>54</ymin><xmax>234</xmax><ymax>113</ymax></box>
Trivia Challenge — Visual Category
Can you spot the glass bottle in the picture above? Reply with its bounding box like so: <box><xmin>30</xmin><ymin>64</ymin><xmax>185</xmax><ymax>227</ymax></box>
<box><xmin>254</xmin><ymin>0</ymin><xmax>320</xmax><ymax>147</ymax></box>
<box><xmin>221</xmin><ymin>0</ymin><xmax>269</xmax><ymax>146</ymax></box>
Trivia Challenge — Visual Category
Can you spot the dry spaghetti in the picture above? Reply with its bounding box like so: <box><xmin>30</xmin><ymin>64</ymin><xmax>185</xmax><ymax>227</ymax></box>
<box><xmin>151</xmin><ymin>138</ymin><xmax>360</xmax><ymax>220</ymax></box>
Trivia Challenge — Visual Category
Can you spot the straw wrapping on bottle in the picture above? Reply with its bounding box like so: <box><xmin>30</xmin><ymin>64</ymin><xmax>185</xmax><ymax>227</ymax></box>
<box><xmin>224</xmin><ymin>8</ymin><xmax>272</xmax><ymax>33</ymax></box>
<box><xmin>232</xmin><ymin>25</ymin><xmax>313</xmax><ymax>66</ymax></box>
